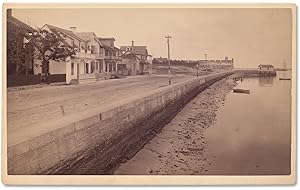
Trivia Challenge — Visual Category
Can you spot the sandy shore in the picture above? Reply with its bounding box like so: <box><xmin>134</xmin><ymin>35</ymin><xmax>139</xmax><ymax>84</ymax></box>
<box><xmin>115</xmin><ymin>77</ymin><xmax>236</xmax><ymax>175</ymax></box>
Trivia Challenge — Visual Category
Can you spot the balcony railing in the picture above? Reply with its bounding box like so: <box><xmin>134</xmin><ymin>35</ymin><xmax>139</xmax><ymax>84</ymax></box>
<box><xmin>104</xmin><ymin>55</ymin><xmax>120</xmax><ymax>60</ymax></box>
<box><xmin>94</xmin><ymin>54</ymin><xmax>104</xmax><ymax>59</ymax></box>
<box><xmin>75</xmin><ymin>52</ymin><xmax>95</xmax><ymax>59</ymax></box>
<box><xmin>75</xmin><ymin>52</ymin><xmax>104</xmax><ymax>60</ymax></box>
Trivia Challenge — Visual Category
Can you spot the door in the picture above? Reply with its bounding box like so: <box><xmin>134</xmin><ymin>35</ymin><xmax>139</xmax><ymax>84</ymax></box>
<box><xmin>77</xmin><ymin>63</ymin><xmax>79</xmax><ymax>80</ymax></box>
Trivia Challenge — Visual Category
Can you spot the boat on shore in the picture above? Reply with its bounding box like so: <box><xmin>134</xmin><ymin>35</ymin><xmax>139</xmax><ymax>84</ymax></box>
<box><xmin>233</xmin><ymin>88</ymin><xmax>250</xmax><ymax>94</ymax></box>
<box><xmin>279</xmin><ymin>78</ymin><xmax>291</xmax><ymax>81</ymax></box>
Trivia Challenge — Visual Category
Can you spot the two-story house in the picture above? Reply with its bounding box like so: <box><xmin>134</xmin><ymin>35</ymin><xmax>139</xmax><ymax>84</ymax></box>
<box><xmin>34</xmin><ymin>25</ymin><xmax>106</xmax><ymax>84</ymax></box>
<box><xmin>98</xmin><ymin>38</ymin><xmax>122</xmax><ymax>79</ymax></box>
<box><xmin>75</xmin><ymin>32</ymin><xmax>106</xmax><ymax>81</ymax></box>
<box><xmin>120</xmin><ymin>41</ymin><xmax>152</xmax><ymax>76</ymax></box>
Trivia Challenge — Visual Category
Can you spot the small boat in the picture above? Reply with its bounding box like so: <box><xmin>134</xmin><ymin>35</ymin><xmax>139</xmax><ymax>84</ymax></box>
<box><xmin>233</xmin><ymin>89</ymin><xmax>250</xmax><ymax>94</ymax></box>
<box><xmin>279</xmin><ymin>78</ymin><xmax>291</xmax><ymax>80</ymax></box>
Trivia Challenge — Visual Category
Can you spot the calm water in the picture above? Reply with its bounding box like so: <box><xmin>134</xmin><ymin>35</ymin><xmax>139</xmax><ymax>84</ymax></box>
<box><xmin>205</xmin><ymin>71</ymin><xmax>292</xmax><ymax>175</ymax></box>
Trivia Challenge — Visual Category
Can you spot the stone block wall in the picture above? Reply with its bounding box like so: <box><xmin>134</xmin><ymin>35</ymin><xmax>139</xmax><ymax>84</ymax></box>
<box><xmin>7</xmin><ymin>71</ymin><xmax>233</xmax><ymax>175</ymax></box>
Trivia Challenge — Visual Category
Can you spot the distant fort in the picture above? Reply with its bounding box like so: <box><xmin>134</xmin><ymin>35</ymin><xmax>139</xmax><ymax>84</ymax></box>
<box><xmin>153</xmin><ymin>56</ymin><xmax>234</xmax><ymax>70</ymax></box>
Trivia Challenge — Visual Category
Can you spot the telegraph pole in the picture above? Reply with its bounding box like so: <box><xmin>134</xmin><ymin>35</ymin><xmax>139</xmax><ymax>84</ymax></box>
<box><xmin>204</xmin><ymin>53</ymin><xmax>208</xmax><ymax>74</ymax></box>
<box><xmin>196</xmin><ymin>63</ymin><xmax>199</xmax><ymax>77</ymax></box>
<box><xmin>165</xmin><ymin>35</ymin><xmax>172</xmax><ymax>85</ymax></box>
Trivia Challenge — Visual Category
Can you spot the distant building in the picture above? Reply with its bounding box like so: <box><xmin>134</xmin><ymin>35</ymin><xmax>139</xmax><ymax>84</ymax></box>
<box><xmin>153</xmin><ymin>57</ymin><xmax>168</xmax><ymax>64</ymax></box>
<box><xmin>198</xmin><ymin>56</ymin><xmax>234</xmax><ymax>70</ymax></box>
<box><xmin>258</xmin><ymin>64</ymin><xmax>275</xmax><ymax>71</ymax></box>
<box><xmin>258</xmin><ymin>64</ymin><xmax>276</xmax><ymax>76</ymax></box>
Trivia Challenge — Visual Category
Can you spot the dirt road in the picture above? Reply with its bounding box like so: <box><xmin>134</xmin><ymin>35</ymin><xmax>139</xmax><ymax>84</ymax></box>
<box><xmin>7</xmin><ymin>74</ymin><xmax>192</xmax><ymax>146</ymax></box>
<box><xmin>115</xmin><ymin>77</ymin><xmax>236</xmax><ymax>175</ymax></box>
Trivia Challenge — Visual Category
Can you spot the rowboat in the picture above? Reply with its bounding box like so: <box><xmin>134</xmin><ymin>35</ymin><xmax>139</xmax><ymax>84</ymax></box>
<box><xmin>233</xmin><ymin>89</ymin><xmax>250</xmax><ymax>94</ymax></box>
<box><xmin>279</xmin><ymin>78</ymin><xmax>291</xmax><ymax>80</ymax></box>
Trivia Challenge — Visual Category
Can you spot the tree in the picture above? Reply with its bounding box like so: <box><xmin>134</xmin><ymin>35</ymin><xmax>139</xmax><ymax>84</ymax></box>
<box><xmin>7</xmin><ymin>20</ymin><xmax>34</xmax><ymax>75</ymax></box>
<box><xmin>25</xmin><ymin>28</ymin><xmax>76</xmax><ymax>83</ymax></box>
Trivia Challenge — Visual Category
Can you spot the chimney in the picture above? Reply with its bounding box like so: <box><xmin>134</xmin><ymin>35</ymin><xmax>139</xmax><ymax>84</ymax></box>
<box><xmin>131</xmin><ymin>41</ymin><xmax>134</xmax><ymax>47</ymax></box>
<box><xmin>70</xmin><ymin>26</ymin><xmax>77</xmax><ymax>33</ymax></box>
<box><xmin>7</xmin><ymin>9</ymin><xmax>12</xmax><ymax>18</ymax></box>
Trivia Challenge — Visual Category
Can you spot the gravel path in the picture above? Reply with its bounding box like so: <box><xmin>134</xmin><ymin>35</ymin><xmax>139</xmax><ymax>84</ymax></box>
<box><xmin>115</xmin><ymin>77</ymin><xmax>236</xmax><ymax>175</ymax></box>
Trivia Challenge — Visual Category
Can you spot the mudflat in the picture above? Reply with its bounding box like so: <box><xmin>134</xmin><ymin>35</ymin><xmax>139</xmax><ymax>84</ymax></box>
<box><xmin>115</xmin><ymin>77</ymin><xmax>236</xmax><ymax>175</ymax></box>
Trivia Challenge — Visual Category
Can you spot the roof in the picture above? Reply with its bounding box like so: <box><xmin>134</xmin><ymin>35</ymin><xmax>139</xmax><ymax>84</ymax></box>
<box><xmin>101</xmin><ymin>44</ymin><xmax>114</xmax><ymax>50</ymax></box>
<box><xmin>113</xmin><ymin>46</ymin><xmax>120</xmax><ymax>51</ymax></box>
<box><xmin>98</xmin><ymin>37</ymin><xmax>115</xmax><ymax>41</ymax></box>
<box><xmin>120</xmin><ymin>46</ymin><xmax>148</xmax><ymax>56</ymax></box>
<box><xmin>7</xmin><ymin>14</ymin><xmax>35</xmax><ymax>32</ymax></box>
<box><xmin>44</xmin><ymin>24</ymin><xmax>85</xmax><ymax>42</ymax></box>
<box><xmin>120</xmin><ymin>51</ymin><xmax>140</xmax><ymax>60</ymax></box>
<box><xmin>76</xmin><ymin>32</ymin><xmax>102</xmax><ymax>45</ymax></box>
<box><xmin>99</xmin><ymin>43</ymin><xmax>120</xmax><ymax>52</ymax></box>
<box><xmin>75</xmin><ymin>32</ymin><xmax>95</xmax><ymax>41</ymax></box>
<box><xmin>258</xmin><ymin>64</ymin><xmax>274</xmax><ymax>67</ymax></box>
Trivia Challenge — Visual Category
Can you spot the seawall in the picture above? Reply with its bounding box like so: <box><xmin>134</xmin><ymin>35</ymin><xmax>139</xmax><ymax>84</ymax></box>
<box><xmin>7</xmin><ymin>71</ymin><xmax>233</xmax><ymax>175</ymax></box>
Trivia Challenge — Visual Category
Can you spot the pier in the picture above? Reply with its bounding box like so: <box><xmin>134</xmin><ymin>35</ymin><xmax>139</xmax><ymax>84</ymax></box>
<box><xmin>234</xmin><ymin>68</ymin><xmax>276</xmax><ymax>77</ymax></box>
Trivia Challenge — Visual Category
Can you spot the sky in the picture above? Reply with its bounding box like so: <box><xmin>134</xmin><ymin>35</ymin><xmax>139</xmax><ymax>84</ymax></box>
<box><xmin>13</xmin><ymin>8</ymin><xmax>292</xmax><ymax>68</ymax></box>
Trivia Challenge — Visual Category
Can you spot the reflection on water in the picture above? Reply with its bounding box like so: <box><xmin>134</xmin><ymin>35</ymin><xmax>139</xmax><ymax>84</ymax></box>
<box><xmin>258</xmin><ymin>76</ymin><xmax>274</xmax><ymax>87</ymax></box>
<box><xmin>205</xmin><ymin>71</ymin><xmax>291</xmax><ymax>175</ymax></box>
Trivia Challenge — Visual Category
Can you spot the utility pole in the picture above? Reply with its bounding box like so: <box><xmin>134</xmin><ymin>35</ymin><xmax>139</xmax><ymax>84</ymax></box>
<box><xmin>165</xmin><ymin>35</ymin><xmax>172</xmax><ymax>85</ymax></box>
<box><xmin>204</xmin><ymin>53</ymin><xmax>208</xmax><ymax>68</ymax></box>
<box><xmin>204</xmin><ymin>53</ymin><xmax>208</xmax><ymax>74</ymax></box>
<box><xmin>196</xmin><ymin>63</ymin><xmax>199</xmax><ymax>77</ymax></box>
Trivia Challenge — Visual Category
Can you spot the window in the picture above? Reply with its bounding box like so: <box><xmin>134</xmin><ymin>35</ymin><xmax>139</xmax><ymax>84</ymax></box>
<box><xmin>71</xmin><ymin>40</ymin><xmax>75</xmax><ymax>47</ymax></box>
<box><xmin>96</xmin><ymin>61</ymin><xmax>99</xmax><ymax>70</ymax></box>
<box><xmin>71</xmin><ymin>62</ymin><xmax>74</xmax><ymax>75</ymax></box>
<box><xmin>91</xmin><ymin>45</ymin><xmax>96</xmax><ymax>54</ymax></box>
<box><xmin>86</xmin><ymin>63</ymin><xmax>89</xmax><ymax>74</ymax></box>
<box><xmin>105</xmin><ymin>50</ymin><xmax>109</xmax><ymax>56</ymax></box>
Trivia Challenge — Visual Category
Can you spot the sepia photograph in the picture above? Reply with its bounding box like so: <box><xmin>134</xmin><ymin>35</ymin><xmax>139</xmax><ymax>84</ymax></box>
<box><xmin>1</xmin><ymin>3</ymin><xmax>296</xmax><ymax>185</ymax></box>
